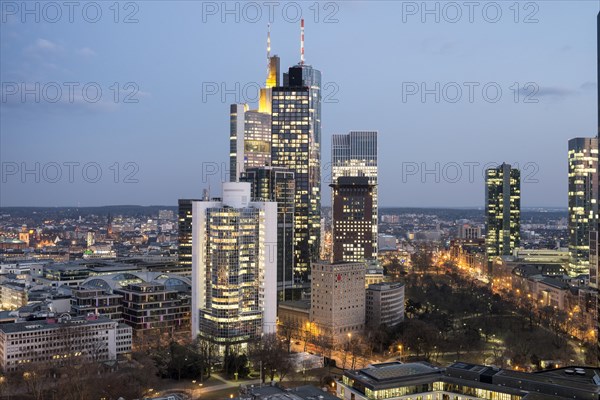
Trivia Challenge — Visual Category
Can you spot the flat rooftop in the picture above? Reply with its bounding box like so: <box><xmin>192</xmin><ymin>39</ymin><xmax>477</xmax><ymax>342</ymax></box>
<box><xmin>0</xmin><ymin>316</ymin><xmax>115</xmax><ymax>334</ymax></box>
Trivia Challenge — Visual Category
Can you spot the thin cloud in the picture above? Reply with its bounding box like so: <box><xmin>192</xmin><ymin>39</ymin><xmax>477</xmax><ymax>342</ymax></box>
<box><xmin>78</xmin><ymin>47</ymin><xmax>97</xmax><ymax>57</ymax></box>
<box><xmin>34</xmin><ymin>38</ymin><xmax>59</xmax><ymax>52</ymax></box>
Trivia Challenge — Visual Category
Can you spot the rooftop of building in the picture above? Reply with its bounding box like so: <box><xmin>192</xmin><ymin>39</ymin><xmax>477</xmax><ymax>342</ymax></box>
<box><xmin>367</xmin><ymin>282</ymin><xmax>405</xmax><ymax>291</ymax></box>
<box><xmin>512</xmin><ymin>263</ymin><xmax>566</xmax><ymax>278</ymax></box>
<box><xmin>237</xmin><ymin>384</ymin><xmax>337</xmax><ymax>400</ymax></box>
<box><xmin>538</xmin><ymin>277</ymin><xmax>571</xmax><ymax>290</ymax></box>
<box><xmin>447</xmin><ymin>362</ymin><xmax>600</xmax><ymax>396</ymax></box>
<box><xmin>344</xmin><ymin>361</ymin><xmax>443</xmax><ymax>390</ymax></box>
<box><xmin>278</xmin><ymin>300</ymin><xmax>311</xmax><ymax>311</ymax></box>
<box><xmin>0</xmin><ymin>315</ymin><xmax>116</xmax><ymax>334</ymax></box>
<box><xmin>343</xmin><ymin>361</ymin><xmax>600</xmax><ymax>397</ymax></box>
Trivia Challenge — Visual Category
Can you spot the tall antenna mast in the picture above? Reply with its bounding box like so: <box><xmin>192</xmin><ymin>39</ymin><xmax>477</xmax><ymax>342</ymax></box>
<box><xmin>267</xmin><ymin>23</ymin><xmax>271</xmax><ymax>60</ymax></box>
<box><xmin>300</xmin><ymin>19</ymin><xmax>305</xmax><ymax>65</ymax></box>
<box><xmin>267</xmin><ymin>23</ymin><xmax>271</xmax><ymax>78</ymax></box>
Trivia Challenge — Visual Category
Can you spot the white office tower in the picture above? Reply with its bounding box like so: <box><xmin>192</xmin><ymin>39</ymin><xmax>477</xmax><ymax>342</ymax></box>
<box><xmin>191</xmin><ymin>182</ymin><xmax>277</xmax><ymax>348</ymax></box>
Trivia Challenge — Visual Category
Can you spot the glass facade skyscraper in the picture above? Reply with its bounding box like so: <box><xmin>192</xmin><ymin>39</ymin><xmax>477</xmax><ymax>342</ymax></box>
<box><xmin>229</xmin><ymin>56</ymin><xmax>280</xmax><ymax>182</ymax></box>
<box><xmin>485</xmin><ymin>163</ymin><xmax>521</xmax><ymax>260</ymax></box>
<box><xmin>178</xmin><ymin>198</ymin><xmax>200</xmax><ymax>271</ymax></box>
<box><xmin>229</xmin><ymin>104</ymin><xmax>272</xmax><ymax>182</ymax></box>
<box><xmin>191</xmin><ymin>183</ymin><xmax>277</xmax><ymax>347</ymax></box>
<box><xmin>568</xmin><ymin>137</ymin><xmax>598</xmax><ymax>276</ymax></box>
<box><xmin>332</xmin><ymin>131</ymin><xmax>378</xmax><ymax>258</ymax></box>
<box><xmin>240</xmin><ymin>166</ymin><xmax>295</xmax><ymax>300</ymax></box>
<box><xmin>271</xmin><ymin>64</ymin><xmax>322</xmax><ymax>282</ymax></box>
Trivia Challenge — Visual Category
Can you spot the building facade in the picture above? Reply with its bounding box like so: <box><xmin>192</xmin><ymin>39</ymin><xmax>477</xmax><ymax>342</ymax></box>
<box><xmin>366</xmin><ymin>282</ymin><xmax>405</xmax><ymax>328</ymax></box>
<box><xmin>271</xmin><ymin>63</ymin><xmax>322</xmax><ymax>283</ymax></box>
<box><xmin>178</xmin><ymin>199</ymin><xmax>201</xmax><ymax>271</ymax></box>
<box><xmin>485</xmin><ymin>163</ymin><xmax>521</xmax><ymax>260</ymax></box>
<box><xmin>240</xmin><ymin>167</ymin><xmax>295</xmax><ymax>300</ymax></box>
<box><xmin>338</xmin><ymin>361</ymin><xmax>600</xmax><ymax>400</ymax></box>
<box><xmin>332</xmin><ymin>131</ymin><xmax>378</xmax><ymax>258</ymax></box>
<box><xmin>191</xmin><ymin>182</ymin><xmax>278</xmax><ymax>347</ymax></box>
<box><xmin>331</xmin><ymin>176</ymin><xmax>374</xmax><ymax>263</ymax></box>
<box><xmin>310</xmin><ymin>261</ymin><xmax>365</xmax><ymax>342</ymax></box>
<box><xmin>458</xmin><ymin>224</ymin><xmax>482</xmax><ymax>239</ymax></box>
<box><xmin>70</xmin><ymin>287</ymin><xmax>124</xmax><ymax>321</ymax></box>
<box><xmin>568</xmin><ymin>137</ymin><xmax>598</xmax><ymax>276</ymax></box>
<box><xmin>0</xmin><ymin>315</ymin><xmax>131</xmax><ymax>372</ymax></box>
<box><xmin>115</xmin><ymin>282</ymin><xmax>191</xmax><ymax>334</ymax></box>
<box><xmin>230</xmin><ymin>104</ymin><xmax>272</xmax><ymax>182</ymax></box>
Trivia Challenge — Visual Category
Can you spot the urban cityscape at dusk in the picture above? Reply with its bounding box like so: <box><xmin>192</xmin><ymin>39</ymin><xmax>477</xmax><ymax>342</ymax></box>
<box><xmin>1</xmin><ymin>2</ymin><xmax>600</xmax><ymax>400</ymax></box>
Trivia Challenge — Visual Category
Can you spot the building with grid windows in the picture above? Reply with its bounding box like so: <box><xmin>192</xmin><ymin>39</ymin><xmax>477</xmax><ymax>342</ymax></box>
<box><xmin>568</xmin><ymin>137</ymin><xmax>598</xmax><ymax>276</ymax></box>
<box><xmin>115</xmin><ymin>282</ymin><xmax>191</xmax><ymax>333</ymax></box>
<box><xmin>191</xmin><ymin>182</ymin><xmax>277</xmax><ymax>347</ymax></box>
<box><xmin>331</xmin><ymin>176</ymin><xmax>374</xmax><ymax>263</ymax></box>
<box><xmin>240</xmin><ymin>166</ymin><xmax>295</xmax><ymax>300</ymax></box>
<box><xmin>178</xmin><ymin>198</ymin><xmax>201</xmax><ymax>272</ymax></box>
<box><xmin>0</xmin><ymin>315</ymin><xmax>131</xmax><ymax>372</ymax></box>
<box><xmin>229</xmin><ymin>55</ymin><xmax>280</xmax><ymax>182</ymax></box>
<box><xmin>230</xmin><ymin>104</ymin><xmax>272</xmax><ymax>182</ymax></box>
<box><xmin>310</xmin><ymin>261</ymin><xmax>365</xmax><ymax>343</ymax></box>
<box><xmin>365</xmin><ymin>282</ymin><xmax>405</xmax><ymax>328</ymax></box>
<box><xmin>271</xmin><ymin>63</ymin><xmax>321</xmax><ymax>283</ymax></box>
<box><xmin>332</xmin><ymin>131</ymin><xmax>378</xmax><ymax>258</ymax></box>
<box><xmin>338</xmin><ymin>361</ymin><xmax>600</xmax><ymax>400</ymax></box>
<box><xmin>485</xmin><ymin>163</ymin><xmax>520</xmax><ymax>261</ymax></box>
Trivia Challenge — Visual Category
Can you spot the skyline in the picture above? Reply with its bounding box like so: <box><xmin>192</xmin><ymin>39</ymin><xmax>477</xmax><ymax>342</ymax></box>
<box><xmin>1</xmin><ymin>1</ymin><xmax>598</xmax><ymax>208</ymax></box>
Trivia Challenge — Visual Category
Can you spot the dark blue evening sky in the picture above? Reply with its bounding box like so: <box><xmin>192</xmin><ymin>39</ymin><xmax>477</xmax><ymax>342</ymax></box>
<box><xmin>0</xmin><ymin>1</ymin><xmax>597</xmax><ymax>207</ymax></box>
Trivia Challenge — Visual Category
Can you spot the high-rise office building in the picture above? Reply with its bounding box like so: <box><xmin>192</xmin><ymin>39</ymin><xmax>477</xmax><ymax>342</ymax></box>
<box><xmin>594</xmin><ymin>11</ymin><xmax>600</xmax><ymax>364</ymax></box>
<box><xmin>178</xmin><ymin>199</ymin><xmax>200</xmax><ymax>271</ymax></box>
<box><xmin>485</xmin><ymin>163</ymin><xmax>521</xmax><ymax>260</ymax></box>
<box><xmin>229</xmin><ymin>50</ymin><xmax>280</xmax><ymax>182</ymax></box>
<box><xmin>271</xmin><ymin>61</ymin><xmax>322</xmax><ymax>282</ymax></box>
<box><xmin>191</xmin><ymin>182</ymin><xmax>277</xmax><ymax>348</ymax></box>
<box><xmin>332</xmin><ymin>131</ymin><xmax>378</xmax><ymax>257</ymax></box>
<box><xmin>568</xmin><ymin>137</ymin><xmax>598</xmax><ymax>276</ymax></box>
<box><xmin>240</xmin><ymin>166</ymin><xmax>295</xmax><ymax>299</ymax></box>
<box><xmin>229</xmin><ymin>104</ymin><xmax>272</xmax><ymax>182</ymax></box>
<box><xmin>331</xmin><ymin>176</ymin><xmax>374</xmax><ymax>263</ymax></box>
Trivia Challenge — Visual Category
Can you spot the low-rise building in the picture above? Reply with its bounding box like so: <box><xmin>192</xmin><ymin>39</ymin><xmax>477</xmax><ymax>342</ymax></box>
<box><xmin>115</xmin><ymin>282</ymin><xmax>190</xmax><ymax>334</ymax></box>
<box><xmin>70</xmin><ymin>287</ymin><xmax>123</xmax><ymax>321</ymax></box>
<box><xmin>0</xmin><ymin>315</ymin><xmax>131</xmax><ymax>372</ymax></box>
<box><xmin>366</xmin><ymin>282</ymin><xmax>405</xmax><ymax>328</ymax></box>
<box><xmin>0</xmin><ymin>282</ymin><xmax>27</xmax><ymax>310</ymax></box>
<box><xmin>338</xmin><ymin>361</ymin><xmax>600</xmax><ymax>400</ymax></box>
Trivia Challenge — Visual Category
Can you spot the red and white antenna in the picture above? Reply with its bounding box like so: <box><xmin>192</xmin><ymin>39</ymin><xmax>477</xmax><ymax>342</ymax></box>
<box><xmin>300</xmin><ymin>18</ymin><xmax>305</xmax><ymax>65</ymax></box>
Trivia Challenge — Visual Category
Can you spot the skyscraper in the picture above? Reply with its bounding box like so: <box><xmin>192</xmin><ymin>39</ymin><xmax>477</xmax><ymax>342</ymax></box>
<box><xmin>568</xmin><ymin>137</ymin><xmax>598</xmax><ymax>276</ymax></box>
<box><xmin>485</xmin><ymin>163</ymin><xmax>521</xmax><ymax>260</ymax></box>
<box><xmin>271</xmin><ymin>37</ymin><xmax>322</xmax><ymax>282</ymax></box>
<box><xmin>332</xmin><ymin>131</ymin><xmax>378</xmax><ymax>258</ymax></box>
<box><xmin>190</xmin><ymin>182</ymin><xmax>277</xmax><ymax>347</ymax></box>
<box><xmin>240</xmin><ymin>166</ymin><xmax>295</xmax><ymax>300</ymax></box>
<box><xmin>229</xmin><ymin>104</ymin><xmax>272</xmax><ymax>182</ymax></box>
<box><xmin>178</xmin><ymin>198</ymin><xmax>201</xmax><ymax>271</ymax></box>
<box><xmin>331</xmin><ymin>176</ymin><xmax>374</xmax><ymax>263</ymax></box>
<box><xmin>229</xmin><ymin>43</ymin><xmax>280</xmax><ymax>182</ymax></box>
<box><xmin>594</xmin><ymin>11</ymin><xmax>600</xmax><ymax>364</ymax></box>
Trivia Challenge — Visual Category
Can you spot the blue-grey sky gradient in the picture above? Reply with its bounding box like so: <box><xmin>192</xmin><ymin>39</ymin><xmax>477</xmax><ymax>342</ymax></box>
<box><xmin>0</xmin><ymin>1</ymin><xmax>598</xmax><ymax>208</ymax></box>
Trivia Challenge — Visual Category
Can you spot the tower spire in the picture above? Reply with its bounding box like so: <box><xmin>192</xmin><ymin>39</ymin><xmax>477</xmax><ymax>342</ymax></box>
<box><xmin>267</xmin><ymin>23</ymin><xmax>271</xmax><ymax>79</ymax></box>
<box><xmin>300</xmin><ymin>19</ymin><xmax>305</xmax><ymax>65</ymax></box>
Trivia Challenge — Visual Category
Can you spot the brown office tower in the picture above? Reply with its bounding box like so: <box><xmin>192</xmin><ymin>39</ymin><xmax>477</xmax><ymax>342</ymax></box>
<box><xmin>331</xmin><ymin>176</ymin><xmax>374</xmax><ymax>263</ymax></box>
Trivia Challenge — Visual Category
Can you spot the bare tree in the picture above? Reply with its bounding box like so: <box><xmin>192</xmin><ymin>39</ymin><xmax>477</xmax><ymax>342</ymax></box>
<box><xmin>249</xmin><ymin>333</ymin><xmax>293</xmax><ymax>382</ymax></box>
